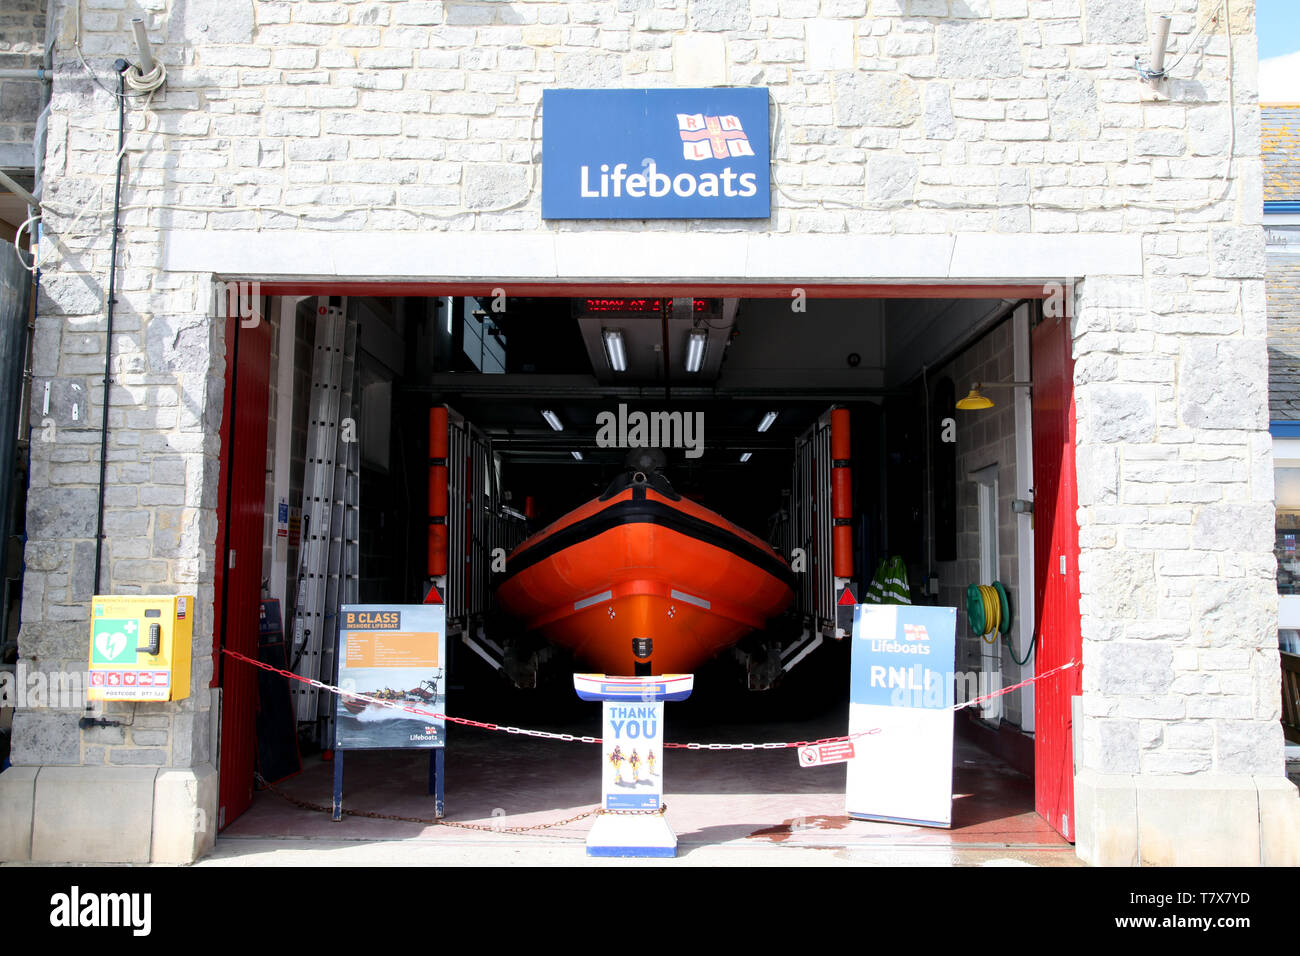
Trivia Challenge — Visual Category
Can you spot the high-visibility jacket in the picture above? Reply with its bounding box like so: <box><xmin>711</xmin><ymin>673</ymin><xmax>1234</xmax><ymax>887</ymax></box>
<box><xmin>865</xmin><ymin>556</ymin><xmax>911</xmax><ymax>605</ymax></box>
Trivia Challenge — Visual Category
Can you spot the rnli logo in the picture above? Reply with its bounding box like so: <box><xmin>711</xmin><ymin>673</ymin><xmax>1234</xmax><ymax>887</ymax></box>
<box><xmin>678</xmin><ymin>114</ymin><xmax>755</xmax><ymax>161</ymax></box>
<box><xmin>903</xmin><ymin>624</ymin><xmax>929</xmax><ymax>642</ymax></box>
<box><xmin>344</xmin><ymin>611</ymin><xmax>401</xmax><ymax>630</ymax></box>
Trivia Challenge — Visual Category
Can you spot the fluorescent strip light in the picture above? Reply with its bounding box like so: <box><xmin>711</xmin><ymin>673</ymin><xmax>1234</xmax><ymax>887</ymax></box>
<box><xmin>571</xmin><ymin>450</ymin><xmax>584</xmax><ymax>461</ymax></box>
<box><xmin>541</xmin><ymin>409</ymin><xmax>563</xmax><ymax>431</ymax></box>
<box><xmin>739</xmin><ymin>452</ymin><xmax>752</xmax><ymax>463</ymax></box>
<box><xmin>757</xmin><ymin>411</ymin><xmax>778</xmax><ymax>433</ymax></box>
<box><xmin>602</xmin><ymin>329</ymin><xmax>627</xmax><ymax>372</ymax></box>
<box><xmin>684</xmin><ymin>329</ymin><xmax>707</xmax><ymax>373</ymax></box>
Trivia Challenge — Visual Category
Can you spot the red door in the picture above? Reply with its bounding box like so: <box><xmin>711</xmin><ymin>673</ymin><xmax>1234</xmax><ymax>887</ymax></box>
<box><xmin>213</xmin><ymin>300</ymin><xmax>272</xmax><ymax>830</ymax></box>
<box><xmin>1031</xmin><ymin>310</ymin><xmax>1083</xmax><ymax>841</ymax></box>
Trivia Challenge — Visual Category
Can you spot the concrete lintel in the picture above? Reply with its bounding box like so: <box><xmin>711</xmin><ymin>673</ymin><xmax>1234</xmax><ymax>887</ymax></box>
<box><xmin>744</xmin><ymin>233</ymin><xmax>954</xmax><ymax>279</ymax></box>
<box><xmin>161</xmin><ymin>230</ymin><xmax>1143</xmax><ymax>283</ymax></box>
<box><xmin>950</xmin><ymin>232</ymin><xmax>1143</xmax><ymax>278</ymax></box>
<box><xmin>0</xmin><ymin>765</ymin><xmax>39</xmax><ymax>862</ymax></box>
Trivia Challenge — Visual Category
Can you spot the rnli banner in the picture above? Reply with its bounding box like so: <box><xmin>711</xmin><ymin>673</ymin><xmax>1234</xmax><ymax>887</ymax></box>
<box><xmin>602</xmin><ymin>701</ymin><xmax>664</xmax><ymax>810</ymax></box>
<box><xmin>846</xmin><ymin>604</ymin><xmax>957</xmax><ymax>827</ymax></box>
<box><xmin>542</xmin><ymin>87</ymin><xmax>770</xmax><ymax>219</ymax></box>
<box><xmin>335</xmin><ymin>604</ymin><xmax>446</xmax><ymax>750</ymax></box>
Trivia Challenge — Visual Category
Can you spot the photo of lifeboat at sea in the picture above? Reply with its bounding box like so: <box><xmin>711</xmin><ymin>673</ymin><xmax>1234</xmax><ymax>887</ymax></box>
<box><xmin>340</xmin><ymin>675</ymin><xmax>441</xmax><ymax>720</ymax></box>
<box><xmin>334</xmin><ymin>667</ymin><xmax>446</xmax><ymax>749</ymax></box>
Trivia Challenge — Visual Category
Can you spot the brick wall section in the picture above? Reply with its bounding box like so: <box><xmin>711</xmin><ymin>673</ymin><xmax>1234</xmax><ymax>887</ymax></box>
<box><xmin>1269</xmin><ymin>257</ymin><xmax>1300</xmax><ymax>420</ymax></box>
<box><xmin>12</xmin><ymin>0</ymin><xmax>1283</xmax><ymax>782</ymax></box>
<box><xmin>0</xmin><ymin>0</ymin><xmax>44</xmax><ymax>167</ymax></box>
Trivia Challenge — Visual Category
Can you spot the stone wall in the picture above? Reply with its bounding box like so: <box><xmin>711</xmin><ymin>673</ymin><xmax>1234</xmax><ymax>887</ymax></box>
<box><xmin>0</xmin><ymin>0</ymin><xmax>44</xmax><ymax>170</ymax></box>
<box><xmin>6</xmin><ymin>0</ymin><xmax>1294</xmax><ymax>863</ymax></box>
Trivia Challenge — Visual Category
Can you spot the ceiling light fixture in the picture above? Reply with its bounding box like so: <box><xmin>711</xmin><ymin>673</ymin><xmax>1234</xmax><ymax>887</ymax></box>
<box><xmin>739</xmin><ymin>452</ymin><xmax>752</xmax><ymax>463</ymax></box>
<box><xmin>571</xmin><ymin>450</ymin><xmax>584</xmax><ymax>461</ymax></box>
<box><xmin>602</xmin><ymin>328</ymin><xmax>627</xmax><ymax>372</ymax></box>
<box><xmin>541</xmin><ymin>409</ymin><xmax>563</xmax><ymax>431</ymax></box>
<box><xmin>757</xmin><ymin>411</ymin><xmax>778</xmax><ymax>433</ymax></box>
<box><xmin>684</xmin><ymin>328</ymin><xmax>707</xmax><ymax>373</ymax></box>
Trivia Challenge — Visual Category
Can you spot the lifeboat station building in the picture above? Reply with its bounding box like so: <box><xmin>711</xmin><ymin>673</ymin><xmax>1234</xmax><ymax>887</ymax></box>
<box><xmin>0</xmin><ymin>0</ymin><xmax>1298</xmax><ymax>867</ymax></box>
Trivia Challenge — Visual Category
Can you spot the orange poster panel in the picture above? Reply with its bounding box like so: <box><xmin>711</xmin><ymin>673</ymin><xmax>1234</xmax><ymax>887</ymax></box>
<box><xmin>345</xmin><ymin>631</ymin><xmax>441</xmax><ymax>669</ymax></box>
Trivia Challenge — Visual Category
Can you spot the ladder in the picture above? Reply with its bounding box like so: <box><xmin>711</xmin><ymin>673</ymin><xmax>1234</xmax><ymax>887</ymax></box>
<box><xmin>290</xmin><ymin>297</ymin><xmax>360</xmax><ymax>727</ymax></box>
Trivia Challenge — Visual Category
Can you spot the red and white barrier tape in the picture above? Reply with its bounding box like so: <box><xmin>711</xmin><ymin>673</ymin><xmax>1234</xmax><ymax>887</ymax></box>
<box><xmin>221</xmin><ymin>649</ymin><xmax>1078</xmax><ymax>751</ymax></box>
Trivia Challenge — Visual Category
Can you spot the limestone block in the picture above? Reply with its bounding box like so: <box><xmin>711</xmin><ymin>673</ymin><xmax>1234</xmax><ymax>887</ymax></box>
<box><xmin>691</xmin><ymin>0</ymin><xmax>752</xmax><ymax>31</ymax></box>
<box><xmin>464</xmin><ymin>164</ymin><xmax>529</xmax><ymax>210</ymax></box>
<box><xmin>1178</xmin><ymin>339</ymin><xmax>1267</xmax><ymax>430</ymax></box>
<box><xmin>672</xmin><ymin>34</ymin><xmax>727</xmax><ymax>86</ymax></box>
<box><xmin>1215</xmin><ymin>719</ymin><xmax>1284</xmax><ymax>776</ymax></box>
<box><xmin>1074</xmin><ymin>770</ymin><xmax>1138</xmax><ymax>866</ymax></box>
<box><xmin>1136</xmin><ymin>775</ymin><xmax>1259</xmax><ymax>866</ymax></box>
<box><xmin>1212</xmin><ymin>226</ymin><xmax>1266</xmax><ymax>279</ymax></box>
<box><xmin>1080</xmin><ymin>384</ymin><xmax>1155</xmax><ymax>443</ymax></box>
<box><xmin>866</xmin><ymin>155</ymin><xmax>917</xmax><ymax>201</ymax></box>
<box><xmin>1259</xmin><ymin>776</ymin><xmax>1300</xmax><ymax>866</ymax></box>
<box><xmin>32</xmin><ymin>766</ymin><xmax>158</xmax><ymax>863</ymax></box>
<box><xmin>1097</xmin><ymin>642</ymin><xmax>1173</xmax><ymax>696</ymax></box>
<box><xmin>168</xmin><ymin>0</ymin><xmax>254</xmax><ymax>44</ymax></box>
<box><xmin>834</xmin><ymin>73</ymin><xmax>920</xmax><ymax>127</ymax></box>
<box><xmin>10</xmin><ymin>709</ymin><xmax>81</xmax><ymax>765</ymax></box>
<box><xmin>936</xmin><ymin>21</ymin><xmax>1022</xmax><ymax>79</ymax></box>
<box><xmin>1084</xmin><ymin>0</ymin><xmax>1145</xmax><ymax>44</ymax></box>
<box><xmin>152</xmin><ymin>764</ymin><xmax>218</xmax><ymax>864</ymax></box>
<box><xmin>923</xmin><ymin>83</ymin><xmax>954</xmax><ymax>140</ymax></box>
<box><xmin>1047</xmin><ymin>74</ymin><xmax>1099</xmax><ymax>141</ymax></box>
<box><xmin>0</xmin><ymin>766</ymin><xmax>38</xmax><ymax>862</ymax></box>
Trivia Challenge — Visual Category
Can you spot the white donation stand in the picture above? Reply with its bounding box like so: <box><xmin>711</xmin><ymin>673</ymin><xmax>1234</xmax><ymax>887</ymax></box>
<box><xmin>574</xmin><ymin>673</ymin><xmax>694</xmax><ymax>858</ymax></box>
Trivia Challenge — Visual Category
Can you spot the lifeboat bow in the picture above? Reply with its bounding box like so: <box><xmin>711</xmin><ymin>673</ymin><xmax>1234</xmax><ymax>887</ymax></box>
<box><xmin>495</xmin><ymin>469</ymin><xmax>795</xmax><ymax>676</ymax></box>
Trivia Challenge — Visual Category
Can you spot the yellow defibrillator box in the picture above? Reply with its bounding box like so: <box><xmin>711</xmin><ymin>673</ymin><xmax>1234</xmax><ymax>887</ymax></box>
<box><xmin>88</xmin><ymin>595</ymin><xmax>193</xmax><ymax>702</ymax></box>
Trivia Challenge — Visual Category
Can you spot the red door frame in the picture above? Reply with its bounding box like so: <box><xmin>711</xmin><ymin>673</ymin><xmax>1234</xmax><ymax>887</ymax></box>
<box><xmin>207</xmin><ymin>279</ymin><xmax>1079</xmax><ymax>833</ymax></box>
<box><xmin>213</xmin><ymin>302</ymin><xmax>272</xmax><ymax>831</ymax></box>
<box><xmin>1031</xmin><ymin>309</ymin><xmax>1083</xmax><ymax>841</ymax></box>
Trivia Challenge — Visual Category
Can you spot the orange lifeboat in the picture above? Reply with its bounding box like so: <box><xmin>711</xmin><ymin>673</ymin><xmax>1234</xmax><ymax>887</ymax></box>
<box><xmin>495</xmin><ymin>470</ymin><xmax>795</xmax><ymax>676</ymax></box>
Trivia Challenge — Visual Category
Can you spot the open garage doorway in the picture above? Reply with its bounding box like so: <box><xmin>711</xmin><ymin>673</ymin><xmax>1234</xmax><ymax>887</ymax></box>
<box><xmin>212</xmin><ymin>282</ymin><xmax>1081</xmax><ymax>848</ymax></box>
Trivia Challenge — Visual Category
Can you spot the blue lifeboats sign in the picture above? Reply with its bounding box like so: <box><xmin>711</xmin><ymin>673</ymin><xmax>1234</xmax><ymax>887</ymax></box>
<box><xmin>847</xmin><ymin>604</ymin><xmax>957</xmax><ymax>828</ymax></box>
<box><xmin>541</xmin><ymin>88</ymin><xmax>771</xmax><ymax>220</ymax></box>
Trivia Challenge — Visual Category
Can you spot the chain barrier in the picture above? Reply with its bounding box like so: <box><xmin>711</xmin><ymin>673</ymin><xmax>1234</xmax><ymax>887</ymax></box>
<box><xmin>222</xmin><ymin>649</ymin><xmax>1078</xmax><ymax>751</ymax></box>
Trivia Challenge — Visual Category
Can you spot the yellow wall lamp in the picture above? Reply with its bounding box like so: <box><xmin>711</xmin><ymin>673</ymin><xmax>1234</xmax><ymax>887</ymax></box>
<box><xmin>956</xmin><ymin>380</ymin><xmax>1032</xmax><ymax>411</ymax></box>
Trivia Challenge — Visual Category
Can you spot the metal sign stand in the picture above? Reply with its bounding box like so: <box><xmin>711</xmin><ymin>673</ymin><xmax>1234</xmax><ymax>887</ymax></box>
<box><xmin>331</xmin><ymin>748</ymin><xmax>444</xmax><ymax>822</ymax></box>
<box><xmin>574</xmin><ymin>673</ymin><xmax>694</xmax><ymax>858</ymax></box>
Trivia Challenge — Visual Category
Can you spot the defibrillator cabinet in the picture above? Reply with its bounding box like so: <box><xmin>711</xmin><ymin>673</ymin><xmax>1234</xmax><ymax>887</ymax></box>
<box><xmin>88</xmin><ymin>595</ymin><xmax>193</xmax><ymax>702</ymax></box>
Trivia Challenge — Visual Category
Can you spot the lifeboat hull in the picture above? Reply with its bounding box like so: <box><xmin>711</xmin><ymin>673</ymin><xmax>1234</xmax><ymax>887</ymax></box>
<box><xmin>495</xmin><ymin>474</ymin><xmax>794</xmax><ymax>675</ymax></box>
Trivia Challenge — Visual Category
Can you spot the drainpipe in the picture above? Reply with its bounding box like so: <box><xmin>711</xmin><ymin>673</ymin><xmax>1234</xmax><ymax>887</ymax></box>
<box><xmin>92</xmin><ymin>63</ymin><xmax>129</xmax><ymax>594</ymax></box>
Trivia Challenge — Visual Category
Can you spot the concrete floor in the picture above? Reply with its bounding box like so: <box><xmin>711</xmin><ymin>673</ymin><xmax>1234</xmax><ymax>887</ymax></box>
<box><xmin>207</xmin><ymin>706</ymin><xmax>1082</xmax><ymax>867</ymax></box>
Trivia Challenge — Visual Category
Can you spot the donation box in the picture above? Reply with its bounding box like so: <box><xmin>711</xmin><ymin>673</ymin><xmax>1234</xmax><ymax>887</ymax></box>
<box><xmin>88</xmin><ymin>595</ymin><xmax>194</xmax><ymax>702</ymax></box>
